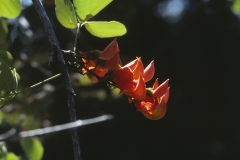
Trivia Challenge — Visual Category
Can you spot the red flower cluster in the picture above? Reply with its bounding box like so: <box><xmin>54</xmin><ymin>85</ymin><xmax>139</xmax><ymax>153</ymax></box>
<box><xmin>80</xmin><ymin>39</ymin><xmax>169</xmax><ymax>120</ymax></box>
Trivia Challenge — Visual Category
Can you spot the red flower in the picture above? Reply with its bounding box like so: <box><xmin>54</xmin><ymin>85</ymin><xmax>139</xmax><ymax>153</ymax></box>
<box><xmin>82</xmin><ymin>57</ymin><xmax>108</xmax><ymax>83</ymax></box>
<box><xmin>99</xmin><ymin>38</ymin><xmax>121</xmax><ymax>70</ymax></box>
<box><xmin>113</xmin><ymin>58</ymin><xmax>155</xmax><ymax>100</ymax></box>
<box><xmin>81</xmin><ymin>39</ymin><xmax>121</xmax><ymax>82</ymax></box>
<box><xmin>124</xmin><ymin>58</ymin><xmax>155</xmax><ymax>82</ymax></box>
<box><xmin>114</xmin><ymin>67</ymin><xmax>146</xmax><ymax>99</ymax></box>
<box><xmin>133</xmin><ymin>79</ymin><xmax>169</xmax><ymax>120</ymax></box>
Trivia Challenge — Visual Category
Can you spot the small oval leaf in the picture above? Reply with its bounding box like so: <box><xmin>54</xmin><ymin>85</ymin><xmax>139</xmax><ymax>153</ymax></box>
<box><xmin>0</xmin><ymin>50</ymin><xmax>13</xmax><ymax>67</ymax></box>
<box><xmin>20</xmin><ymin>137</ymin><xmax>44</xmax><ymax>160</ymax></box>
<box><xmin>0</xmin><ymin>18</ymin><xmax>8</xmax><ymax>50</ymax></box>
<box><xmin>0</xmin><ymin>152</ymin><xmax>20</xmax><ymax>160</ymax></box>
<box><xmin>0</xmin><ymin>145</ymin><xmax>7</xmax><ymax>159</ymax></box>
<box><xmin>0</xmin><ymin>59</ymin><xmax>15</xmax><ymax>91</ymax></box>
<box><xmin>84</xmin><ymin>21</ymin><xmax>127</xmax><ymax>38</ymax></box>
<box><xmin>55</xmin><ymin>0</ymin><xmax>78</xmax><ymax>28</ymax></box>
<box><xmin>0</xmin><ymin>0</ymin><xmax>21</xmax><ymax>18</ymax></box>
<box><xmin>74</xmin><ymin>0</ymin><xmax>112</xmax><ymax>21</ymax></box>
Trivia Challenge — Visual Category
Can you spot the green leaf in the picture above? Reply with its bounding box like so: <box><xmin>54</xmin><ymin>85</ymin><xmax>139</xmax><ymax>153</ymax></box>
<box><xmin>232</xmin><ymin>0</ymin><xmax>240</xmax><ymax>13</ymax></box>
<box><xmin>55</xmin><ymin>0</ymin><xmax>78</xmax><ymax>28</ymax></box>
<box><xmin>0</xmin><ymin>91</ymin><xmax>15</xmax><ymax>108</ymax></box>
<box><xmin>11</xmin><ymin>69</ymin><xmax>19</xmax><ymax>91</ymax></box>
<box><xmin>84</xmin><ymin>21</ymin><xmax>127</xmax><ymax>38</ymax></box>
<box><xmin>0</xmin><ymin>18</ymin><xmax>9</xmax><ymax>50</ymax></box>
<box><xmin>0</xmin><ymin>152</ymin><xmax>21</xmax><ymax>160</ymax></box>
<box><xmin>0</xmin><ymin>145</ymin><xmax>8</xmax><ymax>159</ymax></box>
<box><xmin>20</xmin><ymin>137</ymin><xmax>44</xmax><ymax>160</ymax></box>
<box><xmin>0</xmin><ymin>0</ymin><xmax>21</xmax><ymax>18</ymax></box>
<box><xmin>74</xmin><ymin>0</ymin><xmax>112</xmax><ymax>21</ymax></box>
<box><xmin>0</xmin><ymin>59</ymin><xmax>15</xmax><ymax>91</ymax></box>
<box><xmin>0</xmin><ymin>50</ymin><xmax>13</xmax><ymax>67</ymax></box>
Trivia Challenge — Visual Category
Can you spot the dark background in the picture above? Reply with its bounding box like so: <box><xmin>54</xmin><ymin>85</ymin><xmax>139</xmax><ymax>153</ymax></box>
<box><xmin>5</xmin><ymin>0</ymin><xmax>240</xmax><ymax>159</ymax></box>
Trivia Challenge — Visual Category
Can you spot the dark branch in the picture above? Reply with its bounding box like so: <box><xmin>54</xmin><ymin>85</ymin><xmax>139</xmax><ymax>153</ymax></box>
<box><xmin>31</xmin><ymin>1</ymin><xmax>81</xmax><ymax>159</ymax></box>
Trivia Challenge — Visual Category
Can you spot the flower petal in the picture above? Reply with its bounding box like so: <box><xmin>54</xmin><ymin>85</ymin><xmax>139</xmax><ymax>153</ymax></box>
<box><xmin>152</xmin><ymin>78</ymin><xmax>159</xmax><ymax>90</ymax></box>
<box><xmin>132</xmin><ymin>75</ymin><xmax>146</xmax><ymax>100</ymax></box>
<box><xmin>124</xmin><ymin>58</ymin><xmax>144</xmax><ymax>79</ymax></box>
<box><xmin>99</xmin><ymin>38</ymin><xmax>119</xmax><ymax>60</ymax></box>
<box><xmin>163</xmin><ymin>87</ymin><xmax>170</xmax><ymax>103</ymax></box>
<box><xmin>151</xmin><ymin>79</ymin><xmax>169</xmax><ymax>98</ymax></box>
<box><xmin>143</xmin><ymin>60</ymin><xmax>155</xmax><ymax>82</ymax></box>
<box><xmin>104</xmin><ymin>51</ymin><xmax>121</xmax><ymax>70</ymax></box>
<box><xmin>142</xmin><ymin>97</ymin><xmax>167</xmax><ymax>120</ymax></box>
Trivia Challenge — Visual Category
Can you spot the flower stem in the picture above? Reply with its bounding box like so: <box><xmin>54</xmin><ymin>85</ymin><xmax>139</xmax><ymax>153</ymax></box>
<box><xmin>73</xmin><ymin>23</ymin><xmax>81</xmax><ymax>53</ymax></box>
<box><xmin>16</xmin><ymin>73</ymin><xmax>62</xmax><ymax>94</ymax></box>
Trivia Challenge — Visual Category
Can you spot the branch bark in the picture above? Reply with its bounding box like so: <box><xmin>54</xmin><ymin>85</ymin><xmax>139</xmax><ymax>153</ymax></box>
<box><xmin>0</xmin><ymin>115</ymin><xmax>113</xmax><ymax>141</ymax></box>
<box><xmin>31</xmin><ymin>0</ymin><xmax>81</xmax><ymax>159</ymax></box>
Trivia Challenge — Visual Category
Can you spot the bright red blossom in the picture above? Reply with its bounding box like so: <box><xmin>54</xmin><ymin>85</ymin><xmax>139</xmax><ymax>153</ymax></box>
<box><xmin>134</xmin><ymin>79</ymin><xmax>170</xmax><ymax>120</ymax></box>
<box><xmin>114</xmin><ymin>67</ymin><xmax>146</xmax><ymax>100</ymax></box>
<box><xmin>76</xmin><ymin>38</ymin><xmax>170</xmax><ymax>120</ymax></box>
<box><xmin>81</xmin><ymin>38</ymin><xmax>121</xmax><ymax>83</ymax></box>
<box><xmin>113</xmin><ymin>58</ymin><xmax>154</xmax><ymax>100</ymax></box>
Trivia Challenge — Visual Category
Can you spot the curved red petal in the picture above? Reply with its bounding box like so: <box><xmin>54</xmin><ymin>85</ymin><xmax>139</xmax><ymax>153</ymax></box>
<box><xmin>132</xmin><ymin>75</ymin><xmax>146</xmax><ymax>100</ymax></box>
<box><xmin>104</xmin><ymin>51</ymin><xmax>121</xmax><ymax>70</ymax></box>
<box><xmin>142</xmin><ymin>97</ymin><xmax>167</xmax><ymax>120</ymax></box>
<box><xmin>144</xmin><ymin>60</ymin><xmax>155</xmax><ymax>82</ymax></box>
<box><xmin>163</xmin><ymin>87</ymin><xmax>170</xmax><ymax>103</ymax></box>
<box><xmin>151</xmin><ymin>79</ymin><xmax>169</xmax><ymax>98</ymax></box>
<box><xmin>99</xmin><ymin>38</ymin><xmax>119</xmax><ymax>60</ymax></box>
<box><xmin>152</xmin><ymin>78</ymin><xmax>159</xmax><ymax>90</ymax></box>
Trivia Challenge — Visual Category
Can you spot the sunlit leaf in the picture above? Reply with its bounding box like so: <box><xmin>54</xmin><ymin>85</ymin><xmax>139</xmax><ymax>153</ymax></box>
<box><xmin>0</xmin><ymin>152</ymin><xmax>20</xmax><ymax>160</ymax></box>
<box><xmin>74</xmin><ymin>0</ymin><xmax>112</xmax><ymax>21</ymax></box>
<box><xmin>0</xmin><ymin>145</ymin><xmax>7</xmax><ymax>159</ymax></box>
<box><xmin>11</xmin><ymin>68</ymin><xmax>19</xmax><ymax>91</ymax></box>
<box><xmin>0</xmin><ymin>0</ymin><xmax>21</xmax><ymax>18</ymax></box>
<box><xmin>232</xmin><ymin>0</ymin><xmax>240</xmax><ymax>13</ymax></box>
<box><xmin>0</xmin><ymin>59</ymin><xmax>15</xmax><ymax>91</ymax></box>
<box><xmin>20</xmin><ymin>137</ymin><xmax>44</xmax><ymax>160</ymax></box>
<box><xmin>84</xmin><ymin>21</ymin><xmax>127</xmax><ymax>38</ymax></box>
<box><xmin>0</xmin><ymin>50</ymin><xmax>13</xmax><ymax>67</ymax></box>
<box><xmin>55</xmin><ymin>0</ymin><xmax>78</xmax><ymax>28</ymax></box>
<box><xmin>0</xmin><ymin>18</ymin><xmax>8</xmax><ymax>50</ymax></box>
<box><xmin>0</xmin><ymin>91</ymin><xmax>15</xmax><ymax>108</ymax></box>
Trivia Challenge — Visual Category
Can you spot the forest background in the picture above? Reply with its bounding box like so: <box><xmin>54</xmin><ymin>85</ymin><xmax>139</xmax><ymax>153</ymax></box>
<box><xmin>1</xmin><ymin>0</ymin><xmax>240</xmax><ymax>160</ymax></box>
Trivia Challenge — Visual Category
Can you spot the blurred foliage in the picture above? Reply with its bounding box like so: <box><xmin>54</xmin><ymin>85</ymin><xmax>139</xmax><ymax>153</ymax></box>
<box><xmin>20</xmin><ymin>138</ymin><xmax>43</xmax><ymax>160</ymax></box>
<box><xmin>0</xmin><ymin>0</ymin><xmax>240</xmax><ymax>160</ymax></box>
<box><xmin>0</xmin><ymin>152</ymin><xmax>21</xmax><ymax>160</ymax></box>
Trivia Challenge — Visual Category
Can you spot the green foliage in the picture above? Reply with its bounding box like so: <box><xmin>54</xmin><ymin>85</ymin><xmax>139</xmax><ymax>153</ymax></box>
<box><xmin>0</xmin><ymin>57</ymin><xmax>19</xmax><ymax>107</ymax></box>
<box><xmin>55</xmin><ymin>0</ymin><xmax>126</xmax><ymax>38</ymax></box>
<box><xmin>0</xmin><ymin>152</ymin><xmax>21</xmax><ymax>160</ymax></box>
<box><xmin>20</xmin><ymin>138</ymin><xmax>44</xmax><ymax>160</ymax></box>
<box><xmin>0</xmin><ymin>145</ymin><xmax>8</xmax><ymax>159</ymax></box>
<box><xmin>0</xmin><ymin>59</ymin><xmax>15</xmax><ymax>91</ymax></box>
<box><xmin>232</xmin><ymin>0</ymin><xmax>240</xmax><ymax>13</ymax></box>
<box><xmin>0</xmin><ymin>50</ymin><xmax>13</xmax><ymax>67</ymax></box>
<box><xmin>73</xmin><ymin>0</ymin><xmax>112</xmax><ymax>21</ymax></box>
<box><xmin>0</xmin><ymin>18</ymin><xmax>9</xmax><ymax>50</ymax></box>
<box><xmin>0</xmin><ymin>0</ymin><xmax>21</xmax><ymax>18</ymax></box>
<box><xmin>55</xmin><ymin>0</ymin><xmax>77</xmax><ymax>28</ymax></box>
<box><xmin>85</xmin><ymin>21</ymin><xmax>127</xmax><ymax>38</ymax></box>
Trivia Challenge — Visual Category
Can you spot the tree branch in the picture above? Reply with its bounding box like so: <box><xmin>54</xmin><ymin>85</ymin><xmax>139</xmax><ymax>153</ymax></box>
<box><xmin>0</xmin><ymin>115</ymin><xmax>113</xmax><ymax>141</ymax></box>
<box><xmin>31</xmin><ymin>0</ymin><xmax>81</xmax><ymax>159</ymax></box>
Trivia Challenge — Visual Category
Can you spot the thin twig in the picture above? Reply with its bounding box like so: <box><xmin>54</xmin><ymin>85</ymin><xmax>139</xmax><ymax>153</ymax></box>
<box><xmin>31</xmin><ymin>1</ymin><xmax>81</xmax><ymax>160</ymax></box>
<box><xmin>16</xmin><ymin>73</ymin><xmax>61</xmax><ymax>94</ymax></box>
<box><xmin>0</xmin><ymin>115</ymin><xmax>113</xmax><ymax>141</ymax></box>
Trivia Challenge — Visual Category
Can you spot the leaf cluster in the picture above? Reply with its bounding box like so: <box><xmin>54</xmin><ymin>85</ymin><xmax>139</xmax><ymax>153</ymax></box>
<box><xmin>55</xmin><ymin>0</ymin><xmax>127</xmax><ymax>38</ymax></box>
